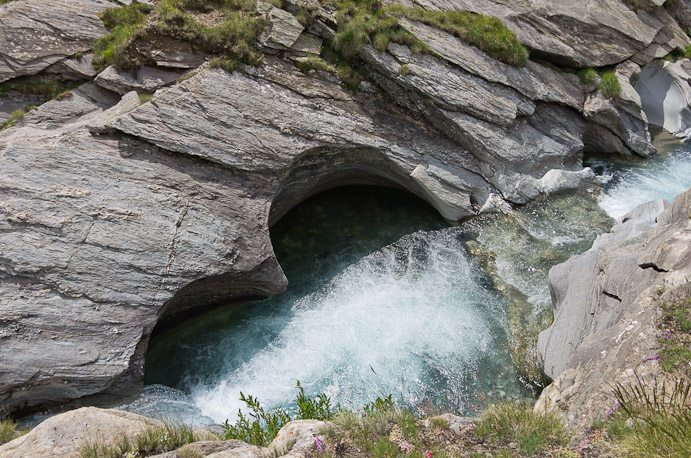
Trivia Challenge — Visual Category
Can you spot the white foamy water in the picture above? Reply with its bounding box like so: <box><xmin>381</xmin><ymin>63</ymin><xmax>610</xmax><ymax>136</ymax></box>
<box><xmin>594</xmin><ymin>142</ymin><xmax>691</xmax><ymax>219</ymax></box>
<box><xmin>190</xmin><ymin>229</ymin><xmax>517</xmax><ymax>423</ymax></box>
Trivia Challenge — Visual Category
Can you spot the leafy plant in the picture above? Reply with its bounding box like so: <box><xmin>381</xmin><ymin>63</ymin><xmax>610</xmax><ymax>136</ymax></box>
<box><xmin>363</xmin><ymin>395</ymin><xmax>394</xmax><ymax>416</ymax></box>
<box><xmin>221</xmin><ymin>381</ymin><xmax>336</xmax><ymax>447</ymax></box>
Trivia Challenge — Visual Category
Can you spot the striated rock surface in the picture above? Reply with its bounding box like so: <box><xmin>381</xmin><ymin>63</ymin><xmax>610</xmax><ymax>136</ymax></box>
<box><xmin>0</xmin><ymin>0</ymin><xmax>111</xmax><ymax>83</ymax></box>
<box><xmin>94</xmin><ymin>65</ymin><xmax>182</xmax><ymax>95</ymax></box>
<box><xmin>0</xmin><ymin>407</ymin><xmax>161</xmax><ymax>457</ymax></box>
<box><xmin>536</xmin><ymin>187</ymin><xmax>691</xmax><ymax>427</ymax></box>
<box><xmin>1</xmin><ymin>0</ymin><xmax>690</xmax><ymax>417</ymax></box>
<box><xmin>412</xmin><ymin>0</ymin><xmax>678</xmax><ymax>67</ymax></box>
<box><xmin>636</xmin><ymin>58</ymin><xmax>691</xmax><ymax>139</ymax></box>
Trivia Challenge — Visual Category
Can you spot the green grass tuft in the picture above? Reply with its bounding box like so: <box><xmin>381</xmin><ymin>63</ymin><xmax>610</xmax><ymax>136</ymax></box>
<box><xmin>0</xmin><ymin>109</ymin><xmax>25</xmax><ymax>130</ymax></box>
<box><xmin>138</xmin><ymin>93</ymin><xmax>153</xmax><ymax>103</ymax></box>
<box><xmin>609</xmin><ymin>378</ymin><xmax>691</xmax><ymax>458</ymax></box>
<box><xmin>0</xmin><ymin>418</ymin><xmax>21</xmax><ymax>445</ymax></box>
<box><xmin>389</xmin><ymin>7</ymin><xmax>529</xmax><ymax>67</ymax></box>
<box><xmin>657</xmin><ymin>297</ymin><xmax>691</xmax><ymax>375</ymax></box>
<box><xmin>474</xmin><ymin>401</ymin><xmax>568</xmax><ymax>456</ymax></box>
<box><xmin>93</xmin><ymin>3</ymin><xmax>152</xmax><ymax>71</ymax></box>
<box><xmin>577</xmin><ymin>67</ymin><xmax>598</xmax><ymax>85</ymax></box>
<box><xmin>599</xmin><ymin>70</ymin><xmax>621</xmax><ymax>98</ymax></box>
<box><xmin>79</xmin><ymin>423</ymin><xmax>202</xmax><ymax>458</ymax></box>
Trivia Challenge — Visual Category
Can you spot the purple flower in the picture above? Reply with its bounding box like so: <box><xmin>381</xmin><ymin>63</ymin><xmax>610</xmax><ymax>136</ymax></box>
<box><xmin>315</xmin><ymin>436</ymin><xmax>323</xmax><ymax>454</ymax></box>
<box><xmin>655</xmin><ymin>322</ymin><xmax>662</xmax><ymax>327</ymax></box>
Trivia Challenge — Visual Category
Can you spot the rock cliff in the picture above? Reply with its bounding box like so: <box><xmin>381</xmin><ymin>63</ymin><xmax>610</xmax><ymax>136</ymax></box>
<box><xmin>1</xmin><ymin>0</ymin><xmax>690</xmax><ymax>416</ymax></box>
<box><xmin>536</xmin><ymin>187</ymin><xmax>691</xmax><ymax>427</ymax></box>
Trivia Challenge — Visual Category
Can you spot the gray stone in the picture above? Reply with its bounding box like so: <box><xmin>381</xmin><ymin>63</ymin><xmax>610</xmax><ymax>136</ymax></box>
<box><xmin>131</xmin><ymin>34</ymin><xmax>207</xmax><ymax>69</ymax></box>
<box><xmin>0</xmin><ymin>0</ymin><xmax>110</xmax><ymax>83</ymax></box>
<box><xmin>636</xmin><ymin>59</ymin><xmax>691</xmax><ymax>139</ymax></box>
<box><xmin>290</xmin><ymin>33</ymin><xmax>322</xmax><ymax>55</ymax></box>
<box><xmin>95</xmin><ymin>65</ymin><xmax>182</xmax><ymax>95</ymax></box>
<box><xmin>259</xmin><ymin>7</ymin><xmax>305</xmax><ymax>50</ymax></box>
<box><xmin>268</xmin><ymin>420</ymin><xmax>328</xmax><ymax>458</ymax></box>
<box><xmin>536</xmin><ymin>188</ymin><xmax>691</xmax><ymax>428</ymax></box>
<box><xmin>44</xmin><ymin>53</ymin><xmax>99</xmax><ymax>80</ymax></box>
<box><xmin>17</xmin><ymin>82</ymin><xmax>121</xmax><ymax>130</ymax></box>
<box><xmin>412</xmin><ymin>0</ymin><xmax>663</xmax><ymax>67</ymax></box>
<box><xmin>152</xmin><ymin>440</ymin><xmax>269</xmax><ymax>458</ymax></box>
<box><xmin>0</xmin><ymin>407</ymin><xmax>161</xmax><ymax>458</ymax></box>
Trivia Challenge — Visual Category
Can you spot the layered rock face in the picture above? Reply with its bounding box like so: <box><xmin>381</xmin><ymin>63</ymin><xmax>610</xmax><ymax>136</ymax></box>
<box><xmin>536</xmin><ymin>188</ymin><xmax>691</xmax><ymax>427</ymax></box>
<box><xmin>1</xmin><ymin>0</ymin><xmax>690</xmax><ymax>415</ymax></box>
<box><xmin>0</xmin><ymin>0</ymin><xmax>111</xmax><ymax>82</ymax></box>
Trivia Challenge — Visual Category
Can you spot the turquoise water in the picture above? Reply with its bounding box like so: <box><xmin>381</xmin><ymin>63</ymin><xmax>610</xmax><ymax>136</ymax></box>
<box><xmin>132</xmin><ymin>187</ymin><xmax>527</xmax><ymax>425</ymax></box>
<box><xmin>587</xmin><ymin>135</ymin><xmax>691</xmax><ymax>218</ymax></box>
<box><xmin>126</xmin><ymin>137</ymin><xmax>691</xmax><ymax>427</ymax></box>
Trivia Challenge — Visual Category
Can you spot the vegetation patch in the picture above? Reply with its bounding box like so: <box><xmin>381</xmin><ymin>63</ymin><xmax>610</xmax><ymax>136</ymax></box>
<box><xmin>221</xmin><ymin>381</ymin><xmax>335</xmax><ymax>446</ymax></box>
<box><xmin>387</xmin><ymin>6</ymin><xmax>529</xmax><ymax>67</ymax></box>
<box><xmin>656</xmin><ymin>296</ymin><xmax>691</xmax><ymax>376</ymax></box>
<box><xmin>605</xmin><ymin>378</ymin><xmax>691</xmax><ymax>458</ymax></box>
<box><xmin>79</xmin><ymin>423</ymin><xmax>205</xmax><ymax>458</ymax></box>
<box><xmin>93</xmin><ymin>3</ymin><xmax>152</xmax><ymax>71</ymax></box>
<box><xmin>0</xmin><ymin>78</ymin><xmax>78</xmax><ymax>99</ymax></box>
<box><xmin>474</xmin><ymin>401</ymin><xmax>568</xmax><ymax>456</ymax></box>
<box><xmin>295</xmin><ymin>56</ymin><xmax>337</xmax><ymax>74</ymax></box>
<box><xmin>0</xmin><ymin>418</ymin><xmax>24</xmax><ymax>445</ymax></box>
<box><xmin>325</xmin><ymin>0</ymin><xmax>527</xmax><ymax>67</ymax></box>
<box><xmin>598</xmin><ymin>70</ymin><xmax>621</xmax><ymax>98</ymax></box>
<box><xmin>577</xmin><ymin>67</ymin><xmax>598</xmax><ymax>85</ymax></box>
<box><xmin>93</xmin><ymin>0</ymin><xmax>266</xmax><ymax>73</ymax></box>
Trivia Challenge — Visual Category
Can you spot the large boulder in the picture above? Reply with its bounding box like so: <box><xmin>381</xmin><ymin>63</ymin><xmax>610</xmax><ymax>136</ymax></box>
<box><xmin>536</xmin><ymin>187</ymin><xmax>691</xmax><ymax>427</ymax></box>
<box><xmin>0</xmin><ymin>0</ymin><xmax>111</xmax><ymax>83</ymax></box>
<box><xmin>636</xmin><ymin>59</ymin><xmax>691</xmax><ymax>139</ymax></box>
<box><xmin>0</xmin><ymin>407</ymin><xmax>161</xmax><ymax>458</ymax></box>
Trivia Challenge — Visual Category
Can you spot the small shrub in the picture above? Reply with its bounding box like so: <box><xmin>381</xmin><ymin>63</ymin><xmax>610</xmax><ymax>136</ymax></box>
<box><xmin>138</xmin><ymin>93</ymin><xmax>154</xmax><ymax>103</ymax></box>
<box><xmin>362</xmin><ymin>394</ymin><xmax>394</xmax><ymax>416</ymax></box>
<box><xmin>599</xmin><ymin>70</ymin><xmax>621</xmax><ymax>98</ymax></box>
<box><xmin>577</xmin><ymin>67</ymin><xmax>597</xmax><ymax>85</ymax></box>
<box><xmin>474</xmin><ymin>401</ymin><xmax>568</xmax><ymax>456</ymax></box>
<box><xmin>399</xmin><ymin>63</ymin><xmax>411</xmax><ymax>75</ymax></box>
